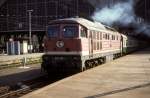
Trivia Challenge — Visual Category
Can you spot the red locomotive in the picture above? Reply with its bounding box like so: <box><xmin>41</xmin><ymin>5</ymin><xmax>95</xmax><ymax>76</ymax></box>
<box><xmin>42</xmin><ymin>18</ymin><xmax>139</xmax><ymax>73</ymax></box>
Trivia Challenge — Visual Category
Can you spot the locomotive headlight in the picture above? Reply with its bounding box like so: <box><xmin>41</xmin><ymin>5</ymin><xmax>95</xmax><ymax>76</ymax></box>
<box><xmin>56</xmin><ymin>41</ymin><xmax>64</xmax><ymax>48</ymax></box>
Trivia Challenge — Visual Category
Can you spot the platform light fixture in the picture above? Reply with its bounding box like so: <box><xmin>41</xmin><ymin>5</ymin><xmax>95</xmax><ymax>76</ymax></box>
<box><xmin>27</xmin><ymin>10</ymin><xmax>33</xmax><ymax>53</ymax></box>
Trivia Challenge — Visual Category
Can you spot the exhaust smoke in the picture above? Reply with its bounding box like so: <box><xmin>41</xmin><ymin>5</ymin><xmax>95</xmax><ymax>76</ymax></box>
<box><xmin>92</xmin><ymin>0</ymin><xmax>135</xmax><ymax>26</ymax></box>
<box><xmin>88</xmin><ymin>0</ymin><xmax>150</xmax><ymax>37</ymax></box>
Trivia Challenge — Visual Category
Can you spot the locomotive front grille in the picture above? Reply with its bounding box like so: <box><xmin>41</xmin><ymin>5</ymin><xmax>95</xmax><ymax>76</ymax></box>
<box><xmin>42</xmin><ymin>55</ymin><xmax>82</xmax><ymax>69</ymax></box>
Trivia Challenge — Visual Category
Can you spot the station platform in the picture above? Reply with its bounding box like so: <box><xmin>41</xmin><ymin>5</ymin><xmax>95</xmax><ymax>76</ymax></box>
<box><xmin>21</xmin><ymin>48</ymin><xmax>150</xmax><ymax>98</ymax></box>
<box><xmin>0</xmin><ymin>53</ymin><xmax>44</xmax><ymax>69</ymax></box>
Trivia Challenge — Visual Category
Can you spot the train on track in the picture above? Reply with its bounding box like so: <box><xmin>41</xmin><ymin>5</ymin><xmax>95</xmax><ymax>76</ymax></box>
<box><xmin>41</xmin><ymin>18</ymin><xmax>143</xmax><ymax>73</ymax></box>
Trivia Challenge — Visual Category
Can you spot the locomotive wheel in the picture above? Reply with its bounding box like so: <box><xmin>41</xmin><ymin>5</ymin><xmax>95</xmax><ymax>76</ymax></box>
<box><xmin>80</xmin><ymin>66</ymin><xmax>86</xmax><ymax>72</ymax></box>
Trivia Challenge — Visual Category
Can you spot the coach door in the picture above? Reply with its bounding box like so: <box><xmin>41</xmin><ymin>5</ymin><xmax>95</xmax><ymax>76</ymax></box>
<box><xmin>89</xmin><ymin>31</ymin><xmax>93</xmax><ymax>57</ymax></box>
<box><xmin>120</xmin><ymin>35</ymin><xmax>123</xmax><ymax>55</ymax></box>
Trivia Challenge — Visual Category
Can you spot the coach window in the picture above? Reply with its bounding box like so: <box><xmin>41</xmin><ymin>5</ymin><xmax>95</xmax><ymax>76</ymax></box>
<box><xmin>80</xmin><ymin>26</ymin><xmax>87</xmax><ymax>38</ymax></box>
<box><xmin>63</xmin><ymin>26</ymin><xmax>77</xmax><ymax>38</ymax></box>
<box><xmin>47</xmin><ymin>25</ymin><xmax>59</xmax><ymax>38</ymax></box>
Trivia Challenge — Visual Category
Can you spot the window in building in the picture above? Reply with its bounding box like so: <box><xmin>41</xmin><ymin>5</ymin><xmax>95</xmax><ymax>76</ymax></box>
<box><xmin>47</xmin><ymin>2</ymin><xmax>57</xmax><ymax>16</ymax></box>
<box><xmin>27</xmin><ymin>0</ymin><xmax>36</xmax><ymax>4</ymax></box>
<box><xmin>47</xmin><ymin>25</ymin><xmax>59</xmax><ymax>37</ymax></box>
<box><xmin>63</xmin><ymin>26</ymin><xmax>78</xmax><ymax>38</ymax></box>
<box><xmin>37</xmin><ymin>3</ymin><xmax>45</xmax><ymax>16</ymax></box>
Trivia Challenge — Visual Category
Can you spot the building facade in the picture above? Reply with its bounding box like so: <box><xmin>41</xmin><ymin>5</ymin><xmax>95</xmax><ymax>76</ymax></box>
<box><xmin>0</xmin><ymin>0</ymin><xmax>149</xmax><ymax>53</ymax></box>
<box><xmin>0</xmin><ymin>0</ymin><xmax>94</xmax><ymax>52</ymax></box>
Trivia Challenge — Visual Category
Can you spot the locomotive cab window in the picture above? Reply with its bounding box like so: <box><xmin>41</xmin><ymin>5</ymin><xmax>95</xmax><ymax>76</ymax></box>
<box><xmin>47</xmin><ymin>25</ymin><xmax>59</xmax><ymax>38</ymax></box>
<box><xmin>63</xmin><ymin>26</ymin><xmax>78</xmax><ymax>38</ymax></box>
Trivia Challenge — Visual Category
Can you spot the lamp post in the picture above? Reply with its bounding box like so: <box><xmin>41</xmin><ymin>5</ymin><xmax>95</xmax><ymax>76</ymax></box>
<box><xmin>27</xmin><ymin>10</ymin><xmax>33</xmax><ymax>53</ymax></box>
<box><xmin>76</xmin><ymin>0</ymin><xmax>79</xmax><ymax>16</ymax></box>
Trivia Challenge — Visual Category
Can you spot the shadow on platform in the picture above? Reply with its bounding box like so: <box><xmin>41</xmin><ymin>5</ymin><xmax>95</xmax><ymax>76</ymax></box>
<box><xmin>0</xmin><ymin>69</ymin><xmax>42</xmax><ymax>86</ymax></box>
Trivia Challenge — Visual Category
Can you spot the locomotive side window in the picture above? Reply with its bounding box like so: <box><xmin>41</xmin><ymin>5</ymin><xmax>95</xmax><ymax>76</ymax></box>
<box><xmin>112</xmin><ymin>35</ymin><xmax>115</xmax><ymax>40</ymax></box>
<box><xmin>80</xmin><ymin>26</ymin><xmax>87</xmax><ymax>38</ymax></box>
<box><xmin>103</xmin><ymin>33</ymin><xmax>106</xmax><ymax>39</ymax></box>
<box><xmin>93</xmin><ymin>31</ymin><xmax>96</xmax><ymax>39</ymax></box>
<box><xmin>100</xmin><ymin>32</ymin><xmax>102</xmax><ymax>40</ymax></box>
<box><xmin>47</xmin><ymin>26</ymin><xmax>59</xmax><ymax>38</ymax></box>
<box><xmin>107</xmin><ymin>34</ymin><xmax>110</xmax><ymax>40</ymax></box>
<box><xmin>97</xmin><ymin>32</ymin><xmax>99</xmax><ymax>40</ymax></box>
<box><xmin>63</xmin><ymin>26</ymin><xmax>77</xmax><ymax>38</ymax></box>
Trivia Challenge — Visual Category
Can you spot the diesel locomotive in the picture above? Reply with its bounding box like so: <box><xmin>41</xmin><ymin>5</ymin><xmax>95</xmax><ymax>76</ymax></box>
<box><xmin>41</xmin><ymin>18</ymin><xmax>139</xmax><ymax>73</ymax></box>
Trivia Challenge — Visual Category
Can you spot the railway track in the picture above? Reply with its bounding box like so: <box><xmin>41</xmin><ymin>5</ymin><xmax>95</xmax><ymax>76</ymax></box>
<box><xmin>0</xmin><ymin>72</ymin><xmax>75</xmax><ymax>98</ymax></box>
<box><xmin>0</xmin><ymin>75</ymin><xmax>46</xmax><ymax>98</ymax></box>
<box><xmin>0</xmin><ymin>86</ymin><xmax>30</xmax><ymax>98</ymax></box>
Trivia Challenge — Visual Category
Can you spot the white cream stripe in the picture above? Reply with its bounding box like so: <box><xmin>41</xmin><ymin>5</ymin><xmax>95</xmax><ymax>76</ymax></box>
<box><xmin>45</xmin><ymin>49</ymin><xmax>121</xmax><ymax>56</ymax></box>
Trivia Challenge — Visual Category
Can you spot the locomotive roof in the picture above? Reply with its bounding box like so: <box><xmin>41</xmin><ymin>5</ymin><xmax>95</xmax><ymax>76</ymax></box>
<box><xmin>50</xmin><ymin>18</ymin><xmax>117</xmax><ymax>33</ymax></box>
<box><xmin>49</xmin><ymin>18</ymin><xmax>117</xmax><ymax>32</ymax></box>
